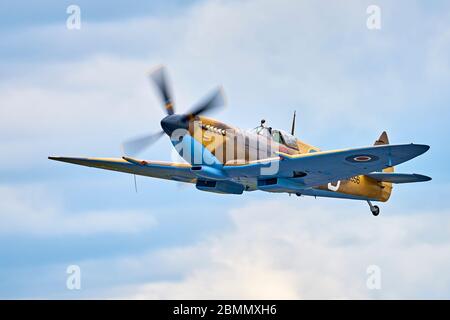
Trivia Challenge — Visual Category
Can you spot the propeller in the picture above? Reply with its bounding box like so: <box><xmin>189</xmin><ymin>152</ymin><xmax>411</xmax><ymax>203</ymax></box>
<box><xmin>182</xmin><ymin>86</ymin><xmax>225</xmax><ymax>120</ymax></box>
<box><xmin>149</xmin><ymin>66</ymin><xmax>175</xmax><ymax>116</ymax></box>
<box><xmin>122</xmin><ymin>131</ymin><xmax>165</xmax><ymax>156</ymax></box>
<box><xmin>121</xmin><ymin>66</ymin><xmax>225</xmax><ymax>156</ymax></box>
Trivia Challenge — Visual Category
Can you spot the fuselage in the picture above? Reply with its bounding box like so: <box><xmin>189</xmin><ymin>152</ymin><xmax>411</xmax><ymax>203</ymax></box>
<box><xmin>163</xmin><ymin>115</ymin><xmax>392</xmax><ymax>202</ymax></box>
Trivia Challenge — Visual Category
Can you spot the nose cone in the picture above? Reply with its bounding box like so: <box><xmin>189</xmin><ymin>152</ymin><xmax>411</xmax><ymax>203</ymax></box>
<box><xmin>160</xmin><ymin>114</ymin><xmax>189</xmax><ymax>136</ymax></box>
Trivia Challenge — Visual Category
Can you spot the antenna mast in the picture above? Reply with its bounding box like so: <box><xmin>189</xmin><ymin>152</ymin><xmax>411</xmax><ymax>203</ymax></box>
<box><xmin>290</xmin><ymin>111</ymin><xmax>296</xmax><ymax>135</ymax></box>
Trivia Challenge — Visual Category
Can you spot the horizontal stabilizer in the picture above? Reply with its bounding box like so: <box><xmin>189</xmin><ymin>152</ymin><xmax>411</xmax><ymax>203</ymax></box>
<box><xmin>365</xmin><ymin>172</ymin><xmax>431</xmax><ymax>184</ymax></box>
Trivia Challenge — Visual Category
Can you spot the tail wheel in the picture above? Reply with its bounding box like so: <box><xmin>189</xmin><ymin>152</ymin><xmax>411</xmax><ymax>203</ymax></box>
<box><xmin>367</xmin><ymin>201</ymin><xmax>380</xmax><ymax>216</ymax></box>
<box><xmin>371</xmin><ymin>205</ymin><xmax>380</xmax><ymax>216</ymax></box>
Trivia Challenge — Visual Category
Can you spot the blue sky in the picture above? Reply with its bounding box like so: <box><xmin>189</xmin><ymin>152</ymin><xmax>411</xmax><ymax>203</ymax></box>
<box><xmin>0</xmin><ymin>0</ymin><xmax>450</xmax><ymax>299</ymax></box>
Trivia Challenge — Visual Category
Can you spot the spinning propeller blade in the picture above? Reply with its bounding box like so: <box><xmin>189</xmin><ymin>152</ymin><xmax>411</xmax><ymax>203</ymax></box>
<box><xmin>183</xmin><ymin>87</ymin><xmax>226</xmax><ymax>120</ymax></box>
<box><xmin>149</xmin><ymin>66</ymin><xmax>175</xmax><ymax>115</ymax></box>
<box><xmin>122</xmin><ymin>131</ymin><xmax>164</xmax><ymax>156</ymax></box>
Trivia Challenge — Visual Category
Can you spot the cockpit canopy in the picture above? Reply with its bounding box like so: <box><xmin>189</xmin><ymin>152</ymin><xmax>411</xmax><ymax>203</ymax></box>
<box><xmin>272</xmin><ymin>129</ymin><xmax>298</xmax><ymax>150</ymax></box>
<box><xmin>249</xmin><ymin>126</ymin><xmax>298</xmax><ymax>150</ymax></box>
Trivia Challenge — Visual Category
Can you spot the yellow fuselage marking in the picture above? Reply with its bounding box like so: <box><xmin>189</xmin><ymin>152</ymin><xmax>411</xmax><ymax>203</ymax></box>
<box><xmin>318</xmin><ymin>175</ymin><xmax>392</xmax><ymax>202</ymax></box>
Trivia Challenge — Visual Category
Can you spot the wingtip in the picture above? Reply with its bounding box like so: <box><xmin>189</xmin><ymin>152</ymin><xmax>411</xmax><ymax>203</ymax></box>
<box><xmin>410</xmin><ymin>143</ymin><xmax>430</xmax><ymax>155</ymax></box>
<box><xmin>49</xmin><ymin>156</ymin><xmax>73</xmax><ymax>163</ymax></box>
<box><xmin>418</xmin><ymin>143</ymin><xmax>430</xmax><ymax>150</ymax></box>
<box><xmin>413</xmin><ymin>173</ymin><xmax>432</xmax><ymax>182</ymax></box>
<box><xmin>420</xmin><ymin>144</ymin><xmax>431</xmax><ymax>154</ymax></box>
<box><xmin>48</xmin><ymin>156</ymin><xmax>84</xmax><ymax>163</ymax></box>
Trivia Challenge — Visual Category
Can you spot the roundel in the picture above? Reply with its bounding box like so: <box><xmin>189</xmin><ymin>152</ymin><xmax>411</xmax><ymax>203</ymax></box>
<box><xmin>345</xmin><ymin>154</ymin><xmax>379</xmax><ymax>163</ymax></box>
<box><xmin>354</xmin><ymin>155</ymin><xmax>372</xmax><ymax>162</ymax></box>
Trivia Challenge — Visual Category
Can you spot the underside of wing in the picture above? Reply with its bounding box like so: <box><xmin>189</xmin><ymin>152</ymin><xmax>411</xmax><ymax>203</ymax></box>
<box><xmin>365</xmin><ymin>172</ymin><xmax>431</xmax><ymax>184</ymax></box>
<box><xmin>48</xmin><ymin>156</ymin><xmax>196</xmax><ymax>183</ymax></box>
<box><xmin>224</xmin><ymin>143</ymin><xmax>430</xmax><ymax>190</ymax></box>
<box><xmin>279</xmin><ymin>143</ymin><xmax>430</xmax><ymax>188</ymax></box>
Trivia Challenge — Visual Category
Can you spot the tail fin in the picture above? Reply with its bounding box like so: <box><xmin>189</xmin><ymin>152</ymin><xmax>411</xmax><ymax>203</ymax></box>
<box><xmin>374</xmin><ymin>131</ymin><xmax>389</xmax><ymax>146</ymax></box>
<box><xmin>374</xmin><ymin>131</ymin><xmax>394</xmax><ymax>173</ymax></box>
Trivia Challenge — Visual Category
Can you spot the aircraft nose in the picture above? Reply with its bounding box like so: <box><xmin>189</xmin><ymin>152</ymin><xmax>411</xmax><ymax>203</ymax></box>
<box><xmin>160</xmin><ymin>115</ymin><xmax>189</xmax><ymax>136</ymax></box>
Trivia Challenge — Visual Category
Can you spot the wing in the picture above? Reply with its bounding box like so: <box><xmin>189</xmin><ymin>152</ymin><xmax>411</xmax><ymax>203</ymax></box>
<box><xmin>48</xmin><ymin>156</ymin><xmax>196</xmax><ymax>183</ymax></box>
<box><xmin>365</xmin><ymin>172</ymin><xmax>431</xmax><ymax>184</ymax></box>
<box><xmin>224</xmin><ymin>143</ymin><xmax>430</xmax><ymax>188</ymax></box>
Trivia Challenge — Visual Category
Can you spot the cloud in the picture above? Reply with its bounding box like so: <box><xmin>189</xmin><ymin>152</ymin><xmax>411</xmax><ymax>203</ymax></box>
<box><xmin>108</xmin><ymin>199</ymin><xmax>450</xmax><ymax>299</ymax></box>
<box><xmin>426</xmin><ymin>18</ymin><xmax>450</xmax><ymax>81</ymax></box>
<box><xmin>0</xmin><ymin>55</ymin><xmax>176</xmax><ymax>170</ymax></box>
<box><xmin>0</xmin><ymin>184</ymin><xmax>156</xmax><ymax>236</ymax></box>
<box><xmin>1</xmin><ymin>0</ymin><xmax>449</xmax><ymax>158</ymax></box>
